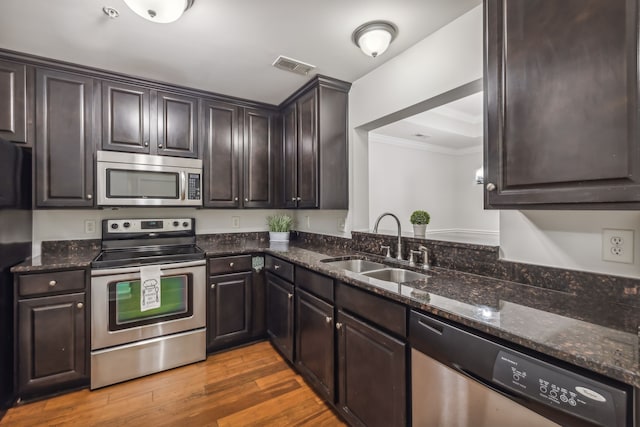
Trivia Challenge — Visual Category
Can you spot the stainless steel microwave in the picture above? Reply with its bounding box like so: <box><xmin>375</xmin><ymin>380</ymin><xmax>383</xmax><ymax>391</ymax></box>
<box><xmin>96</xmin><ymin>151</ymin><xmax>202</xmax><ymax>207</ymax></box>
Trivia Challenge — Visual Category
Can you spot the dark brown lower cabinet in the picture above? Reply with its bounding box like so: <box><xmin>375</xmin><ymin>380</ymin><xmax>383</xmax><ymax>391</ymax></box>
<box><xmin>295</xmin><ymin>289</ymin><xmax>334</xmax><ymax>402</ymax></box>
<box><xmin>265</xmin><ymin>272</ymin><xmax>294</xmax><ymax>362</ymax></box>
<box><xmin>17</xmin><ymin>293</ymin><xmax>87</xmax><ymax>399</ymax></box>
<box><xmin>207</xmin><ymin>272</ymin><xmax>252</xmax><ymax>351</ymax></box>
<box><xmin>336</xmin><ymin>310</ymin><xmax>407</xmax><ymax>427</ymax></box>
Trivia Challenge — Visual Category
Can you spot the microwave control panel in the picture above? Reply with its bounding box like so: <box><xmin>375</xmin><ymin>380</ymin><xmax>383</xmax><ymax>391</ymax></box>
<box><xmin>188</xmin><ymin>173</ymin><xmax>201</xmax><ymax>200</ymax></box>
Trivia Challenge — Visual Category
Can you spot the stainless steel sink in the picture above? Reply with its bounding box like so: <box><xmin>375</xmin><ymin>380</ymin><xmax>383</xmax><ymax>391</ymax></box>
<box><xmin>361</xmin><ymin>268</ymin><xmax>429</xmax><ymax>283</ymax></box>
<box><xmin>324</xmin><ymin>259</ymin><xmax>387</xmax><ymax>273</ymax></box>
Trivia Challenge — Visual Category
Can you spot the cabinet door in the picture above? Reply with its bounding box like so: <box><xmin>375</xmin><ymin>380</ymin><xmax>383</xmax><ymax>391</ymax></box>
<box><xmin>35</xmin><ymin>69</ymin><xmax>96</xmax><ymax>207</ymax></box>
<box><xmin>203</xmin><ymin>100</ymin><xmax>240</xmax><ymax>207</ymax></box>
<box><xmin>207</xmin><ymin>272</ymin><xmax>252</xmax><ymax>351</ymax></box>
<box><xmin>337</xmin><ymin>310</ymin><xmax>406</xmax><ymax>427</ymax></box>
<box><xmin>265</xmin><ymin>272</ymin><xmax>294</xmax><ymax>362</ymax></box>
<box><xmin>296</xmin><ymin>89</ymin><xmax>318</xmax><ymax>208</ymax></box>
<box><xmin>282</xmin><ymin>103</ymin><xmax>298</xmax><ymax>208</ymax></box>
<box><xmin>157</xmin><ymin>91</ymin><xmax>198</xmax><ymax>158</ymax></box>
<box><xmin>243</xmin><ymin>107</ymin><xmax>274</xmax><ymax>208</ymax></box>
<box><xmin>295</xmin><ymin>289</ymin><xmax>334</xmax><ymax>402</ymax></box>
<box><xmin>102</xmin><ymin>81</ymin><xmax>151</xmax><ymax>153</ymax></box>
<box><xmin>0</xmin><ymin>60</ymin><xmax>28</xmax><ymax>143</ymax></box>
<box><xmin>17</xmin><ymin>293</ymin><xmax>87</xmax><ymax>397</ymax></box>
<box><xmin>485</xmin><ymin>0</ymin><xmax>640</xmax><ymax>207</ymax></box>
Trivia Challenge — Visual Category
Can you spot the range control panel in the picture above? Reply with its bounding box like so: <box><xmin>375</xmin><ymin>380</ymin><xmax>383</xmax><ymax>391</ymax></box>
<box><xmin>493</xmin><ymin>350</ymin><xmax>623</xmax><ymax>426</ymax></box>
<box><xmin>105</xmin><ymin>218</ymin><xmax>194</xmax><ymax>233</ymax></box>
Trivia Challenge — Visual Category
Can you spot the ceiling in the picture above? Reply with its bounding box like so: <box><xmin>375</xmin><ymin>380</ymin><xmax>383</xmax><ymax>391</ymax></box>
<box><xmin>0</xmin><ymin>0</ymin><xmax>481</xmax><ymax>105</ymax></box>
<box><xmin>372</xmin><ymin>91</ymin><xmax>483</xmax><ymax>150</ymax></box>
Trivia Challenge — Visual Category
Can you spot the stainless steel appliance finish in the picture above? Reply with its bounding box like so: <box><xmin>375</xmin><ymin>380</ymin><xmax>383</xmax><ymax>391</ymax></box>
<box><xmin>410</xmin><ymin>310</ymin><xmax>632</xmax><ymax>427</ymax></box>
<box><xmin>96</xmin><ymin>150</ymin><xmax>202</xmax><ymax>207</ymax></box>
<box><xmin>90</xmin><ymin>218</ymin><xmax>206</xmax><ymax>389</ymax></box>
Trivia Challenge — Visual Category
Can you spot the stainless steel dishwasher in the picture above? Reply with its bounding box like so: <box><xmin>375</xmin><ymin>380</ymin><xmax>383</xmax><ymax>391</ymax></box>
<box><xmin>409</xmin><ymin>310</ymin><xmax>632</xmax><ymax>427</ymax></box>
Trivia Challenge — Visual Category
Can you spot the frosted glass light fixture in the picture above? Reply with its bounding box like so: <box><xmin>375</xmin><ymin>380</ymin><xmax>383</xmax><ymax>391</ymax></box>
<box><xmin>124</xmin><ymin>0</ymin><xmax>195</xmax><ymax>23</ymax></box>
<box><xmin>352</xmin><ymin>21</ymin><xmax>398</xmax><ymax>58</ymax></box>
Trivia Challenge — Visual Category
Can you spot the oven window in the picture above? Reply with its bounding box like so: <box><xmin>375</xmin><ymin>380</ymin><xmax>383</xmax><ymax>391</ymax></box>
<box><xmin>107</xmin><ymin>169</ymin><xmax>179</xmax><ymax>199</ymax></box>
<box><xmin>108</xmin><ymin>274</ymin><xmax>193</xmax><ymax>330</ymax></box>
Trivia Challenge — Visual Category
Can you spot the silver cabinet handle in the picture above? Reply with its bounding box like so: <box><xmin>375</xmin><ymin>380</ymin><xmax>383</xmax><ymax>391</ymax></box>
<box><xmin>229</xmin><ymin>262</ymin><xmax>234</xmax><ymax>267</ymax></box>
<box><xmin>287</xmin><ymin>293</ymin><xmax>293</xmax><ymax>300</ymax></box>
<box><xmin>336</xmin><ymin>322</ymin><xmax>343</xmax><ymax>330</ymax></box>
<box><xmin>211</xmin><ymin>284</ymin><xmax>216</xmax><ymax>289</ymax></box>
<box><xmin>180</xmin><ymin>171</ymin><xmax>186</xmax><ymax>200</ymax></box>
<box><xmin>325</xmin><ymin>316</ymin><xmax>332</xmax><ymax>324</ymax></box>
<box><xmin>77</xmin><ymin>302</ymin><xmax>83</xmax><ymax>309</ymax></box>
<box><xmin>143</xmin><ymin>141</ymin><xmax>149</xmax><ymax>147</ymax></box>
<box><xmin>486</xmin><ymin>182</ymin><xmax>496</xmax><ymax>192</ymax></box>
<box><xmin>274</xmin><ymin>265</ymin><xmax>280</xmax><ymax>270</ymax></box>
<box><xmin>49</xmin><ymin>280</ymin><xmax>57</xmax><ymax>287</ymax></box>
<box><xmin>87</xmin><ymin>194</ymin><xmax>92</xmax><ymax>200</ymax></box>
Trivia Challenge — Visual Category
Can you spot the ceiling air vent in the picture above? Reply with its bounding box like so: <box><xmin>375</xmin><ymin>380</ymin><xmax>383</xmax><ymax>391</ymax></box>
<box><xmin>272</xmin><ymin>55</ymin><xmax>316</xmax><ymax>76</ymax></box>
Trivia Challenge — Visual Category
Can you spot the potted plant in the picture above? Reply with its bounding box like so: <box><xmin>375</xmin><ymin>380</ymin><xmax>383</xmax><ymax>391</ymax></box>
<box><xmin>267</xmin><ymin>214</ymin><xmax>294</xmax><ymax>242</ymax></box>
<box><xmin>410</xmin><ymin>210</ymin><xmax>430</xmax><ymax>238</ymax></box>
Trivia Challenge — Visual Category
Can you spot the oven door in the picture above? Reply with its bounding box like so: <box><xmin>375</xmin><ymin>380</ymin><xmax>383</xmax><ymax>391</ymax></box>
<box><xmin>91</xmin><ymin>260</ymin><xmax>206</xmax><ymax>350</ymax></box>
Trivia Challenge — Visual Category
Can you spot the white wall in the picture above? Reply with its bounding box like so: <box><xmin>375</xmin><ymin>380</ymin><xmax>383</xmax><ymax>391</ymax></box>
<box><xmin>32</xmin><ymin>208</ymin><xmax>278</xmax><ymax>256</ymax></box>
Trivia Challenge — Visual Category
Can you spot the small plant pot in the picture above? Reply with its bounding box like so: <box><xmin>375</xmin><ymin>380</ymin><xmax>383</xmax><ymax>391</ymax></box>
<box><xmin>269</xmin><ymin>231</ymin><xmax>290</xmax><ymax>242</ymax></box>
<box><xmin>412</xmin><ymin>224</ymin><xmax>427</xmax><ymax>238</ymax></box>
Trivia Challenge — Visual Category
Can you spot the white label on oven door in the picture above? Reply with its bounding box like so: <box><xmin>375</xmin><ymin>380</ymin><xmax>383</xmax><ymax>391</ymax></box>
<box><xmin>140</xmin><ymin>265</ymin><xmax>163</xmax><ymax>311</ymax></box>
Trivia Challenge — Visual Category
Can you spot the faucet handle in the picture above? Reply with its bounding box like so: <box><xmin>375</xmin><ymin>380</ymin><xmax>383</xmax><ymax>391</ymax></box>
<box><xmin>380</xmin><ymin>245</ymin><xmax>391</xmax><ymax>258</ymax></box>
<box><xmin>409</xmin><ymin>250</ymin><xmax>421</xmax><ymax>266</ymax></box>
<box><xmin>418</xmin><ymin>245</ymin><xmax>430</xmax><ymax>270</ymax></box>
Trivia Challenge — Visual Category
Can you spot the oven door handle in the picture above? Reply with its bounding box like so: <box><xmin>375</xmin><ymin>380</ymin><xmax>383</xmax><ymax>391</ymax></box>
<box><xmin>91</xmin><ymin>259</ymin><xmax>206</xmax><ymax>276</ymax></box>
<box><xmin>180</xmin><ymin>171</ymin><xmax>186</xmax><ymax>200</ymax></box>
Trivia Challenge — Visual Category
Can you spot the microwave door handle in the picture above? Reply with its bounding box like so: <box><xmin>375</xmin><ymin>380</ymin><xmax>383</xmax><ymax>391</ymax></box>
<box><xmin>180</xmin><ymin>171</ymin><xmax>186</xmax><ymax>200</ymax></box>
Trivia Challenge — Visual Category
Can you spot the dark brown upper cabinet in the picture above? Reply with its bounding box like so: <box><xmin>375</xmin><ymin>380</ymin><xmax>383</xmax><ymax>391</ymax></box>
<box><xmin>0</xmin><ymin>59</ymin><xmax>29</xmax><ymax>144</ymax></box>
<box><xmin>102</xmin><ymin>82</ymin><xmax>198</xmax><ymax>158</ymax></box>
<box><xmin>203</xmin><ymin>100</ymin><xmax>241</xmax><ymax>208</ymax></box>
<box><xmin>243</xmin><ymin>107</ymin><xmax>275</xmax><ymax>208</ymax></box>
<box><xmin>35</xmin><ymin>68</ymin><xmax>97</xmax><ymax>208</ymax></box>
<box><xmin>281</xmin><ymin>77</ymin><xmax>350</xmax><ymax>209</ymax></box>
<box><xmin>485</xmin><ymin>0</ymin><xmax>640</xmax><ymax>208</ymax></box>
<box><xmin>102</xmin><ymin>81</ymin><xmax>150</xmax><ymax>154</ymax></box>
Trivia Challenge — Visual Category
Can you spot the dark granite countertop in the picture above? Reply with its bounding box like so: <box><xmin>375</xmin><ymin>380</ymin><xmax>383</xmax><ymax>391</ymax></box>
<box><xmin>14</xmin><ymin>237</ymin><xmax>640</xmax><ymax>388</ymax></box>
<box><xmin>11</xmin><ymin>240</ymin><xmax>101</xmax><ymax>273</ymax></box>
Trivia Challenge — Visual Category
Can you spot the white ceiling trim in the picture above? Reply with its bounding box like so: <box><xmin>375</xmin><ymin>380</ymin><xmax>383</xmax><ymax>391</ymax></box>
<box><xmin>369</xmin><ymin>133</ymin><xmax>482</xmax><ymax>156</ymax></box>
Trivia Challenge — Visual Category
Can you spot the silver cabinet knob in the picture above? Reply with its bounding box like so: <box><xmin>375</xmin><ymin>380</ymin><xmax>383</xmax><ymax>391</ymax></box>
<box><xmin>325</xmin><ymin>316</ymin><xmax>332</xmax><ymax>324</ymax></box>
<box><xmin>245</xmin><ymin>198</ymin><xmax>249</xmax><ymax>202</ymax></box>
<box><xmin>486</xmin><ymin>182</ymin><xmax>496</xmax><ymax>192</ymax></box>
<box><xmin>77</xmin><ymin>302</ymin><xmax>83</xmax><ymax>309</ymax></box>
<box><xmin>336</xmin><ymin>322</ymin><xmax>343</xmax><ymax>330</ymax></box>
<box><xmin>229</xmin><ymin>262</ymin><xmax>234</xmax><ymax>267</ymax></box>
<box><xmin>274</xmin><ymin>265</ymin><xmax>280</xmax><ymax>270</ymax></box>
<box><xmin>49</xmin><ymin>280</ymin><xmax>57</xmax><ymax>287</ymax></box>
<box><xmin>297</xmin><ymin>197</ymin><xmax>301</xmax><ymax>201</ymax></box>
<box><xmin>291</xmin><ymin>197</ymin><xmax>297</xmax><ymax>202</ymax></box>
<box><xmin>234</xmin><ymin>197</ymin><xmax>239</xmax><ymax>201</ymax></box>
<box><xmin>143</xmin><ymin>141</ymin><xmax>149</xmax><ymax>147</ymax></box>
<box><xmin>210</xmin><ymin>284</ymin><xmax>216</xmax><ymax>289</ymax></box>
<box><xmin>87</xmin><ymin>194</ymin><xmax>92</xmax><ymax>200</ymax></box>
<box><xmin>287</xmin><ymin>293</ymin><xmax>293</xmax><ymax>300</ymax></box>
<box><xmin>158</xmin><ymin>144</ymin><xmax>163</xmax><ymax>149</ymax></box>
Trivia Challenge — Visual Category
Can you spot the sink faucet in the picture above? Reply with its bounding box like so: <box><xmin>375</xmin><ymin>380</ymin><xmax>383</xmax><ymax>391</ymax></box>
<box><xmin>418</xmin><ymin>245</ymin><xmax>430</xmax><ymax>271</ymax></box>
<box><xmin>373</xmin><ymin>212</ymin><xmax>403</xmax><ymax>260</ymax></box>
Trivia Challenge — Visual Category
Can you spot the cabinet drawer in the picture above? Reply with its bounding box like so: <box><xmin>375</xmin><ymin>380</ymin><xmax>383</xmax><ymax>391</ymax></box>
<box><xmin>296</xmin><ymin>267</ymin><xmax>333</xmax><ymax>302</ymax></box>
<box><xmin>18</xmin><ymin>270</ymin><xmax>86</xmax><ymax>297</ymax></box>
<box><xmin>336</xmin><ymin>282</ymin><xmax>407</xmax><ymax>337</ymax></box>
<box><xmin>265</xmin><ymin>255</ymin><xmax>294</xmax><ymax>282</ymax></box>
<box><xmin>208</xmin><ymin>255</ymin><xmax>252</xmax><ymax>275</ymax></box>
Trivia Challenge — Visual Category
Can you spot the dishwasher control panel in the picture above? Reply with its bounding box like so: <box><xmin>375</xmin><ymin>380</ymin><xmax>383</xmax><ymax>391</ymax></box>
<box><xmin>493</xmin><ymin>350</ymin><xmax>621</xmax><ymax>427</ymax></box>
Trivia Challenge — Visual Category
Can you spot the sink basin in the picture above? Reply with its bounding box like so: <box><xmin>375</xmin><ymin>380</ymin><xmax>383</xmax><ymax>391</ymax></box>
<box><xmin>361</xmin><ymin>268</ymin><xmax>429</xmax><ymax>283</ymax></box>
<box><xmin>324</xmin><ymin>259</ymin><xmax>387</xmax><ymax>273</ymax></box>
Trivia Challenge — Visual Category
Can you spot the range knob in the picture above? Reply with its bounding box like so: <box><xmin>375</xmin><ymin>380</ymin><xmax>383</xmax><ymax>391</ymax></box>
<box><xmin>111</xmin><ymin>223</ymin><xmax>119</xmax><ymax>230</ymax></box>
<box><xmin>123</xmin><ymin>222</ymin><xmax>131</xmax><ymax>228</ymax></box>
<box><xmin>173</xmin><ymin>221</ymin><xmax>179</xmax><ymax>227</ymax></box>
<box><xmin>183</xmin><ymin>221</ymin><xmax>189</xmax><ymax>227</ymax></box>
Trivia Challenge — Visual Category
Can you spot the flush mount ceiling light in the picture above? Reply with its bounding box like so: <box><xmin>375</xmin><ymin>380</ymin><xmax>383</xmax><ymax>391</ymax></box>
<box><xmin>352</xmin><ymin>21</ymin><xmax>398</xmax><ymax>58</ymax></box>
<box><xmin>123</xmin><ymin>0</ymin><xmax>195</xmax><ymax>23</ymax></box>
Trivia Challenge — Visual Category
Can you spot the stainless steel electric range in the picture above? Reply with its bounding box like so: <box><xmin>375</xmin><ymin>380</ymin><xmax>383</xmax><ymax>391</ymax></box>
<box><xmin>90</xmin><ymin>218</ymin><xmax>206</xmax><ymax>389</ymax></box>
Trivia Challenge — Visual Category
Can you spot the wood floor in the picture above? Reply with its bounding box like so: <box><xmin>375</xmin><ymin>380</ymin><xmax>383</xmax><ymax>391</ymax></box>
<box><xmin>1</xmin><ymin>341</ymin><xmax>347</xmax><ymax>426</ymax></box>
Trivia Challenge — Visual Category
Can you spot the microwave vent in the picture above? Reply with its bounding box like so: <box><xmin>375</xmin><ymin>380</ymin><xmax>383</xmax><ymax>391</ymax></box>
<box><xmin>272</xmin><ymin>55</ymin><xmax>316</xmax><ymax>76</ymax></box>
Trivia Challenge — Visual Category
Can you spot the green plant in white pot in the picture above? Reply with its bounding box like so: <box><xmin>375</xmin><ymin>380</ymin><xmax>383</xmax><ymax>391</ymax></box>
<box><xmin>267</xmin><ymin>214</ymin><xmax>294</xmax><ymax>242</ymax></box>
<box><xmin>410</xmin><ymin>210</ymin><xmax>430</xmax><ymax>238</ymax></box>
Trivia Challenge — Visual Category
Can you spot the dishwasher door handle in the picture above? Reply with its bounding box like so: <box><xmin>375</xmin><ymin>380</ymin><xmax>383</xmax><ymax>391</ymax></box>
<box><xmin>454</xmin><ymin>363</ymin><xmax>527</xmax><ymax>406</ymax></box>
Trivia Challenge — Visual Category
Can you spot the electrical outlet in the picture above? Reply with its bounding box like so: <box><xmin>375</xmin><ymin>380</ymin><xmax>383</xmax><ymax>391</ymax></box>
<box><xmin>232</xmin><ymin>216</ymin><xmax>240</xmax><ymax>228</ymax></box>
<box><xmin>305</xmin><ymin>216</ymin><xmax>311</xmax><ymax>229</ymax></box>
<box><xmin>84</xmin><ymin>220</ymin><xmax>96</xmax><ymax>234</ymax></box>
<box><xmin>337</xmin><ymin>217</ymin><xmax>346</xmax><ymax>232</ymax></box>
<box><xmin>602</xmin><ymin>229</ymin><xmax>634</xmax><ymax>264</ymax></box>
